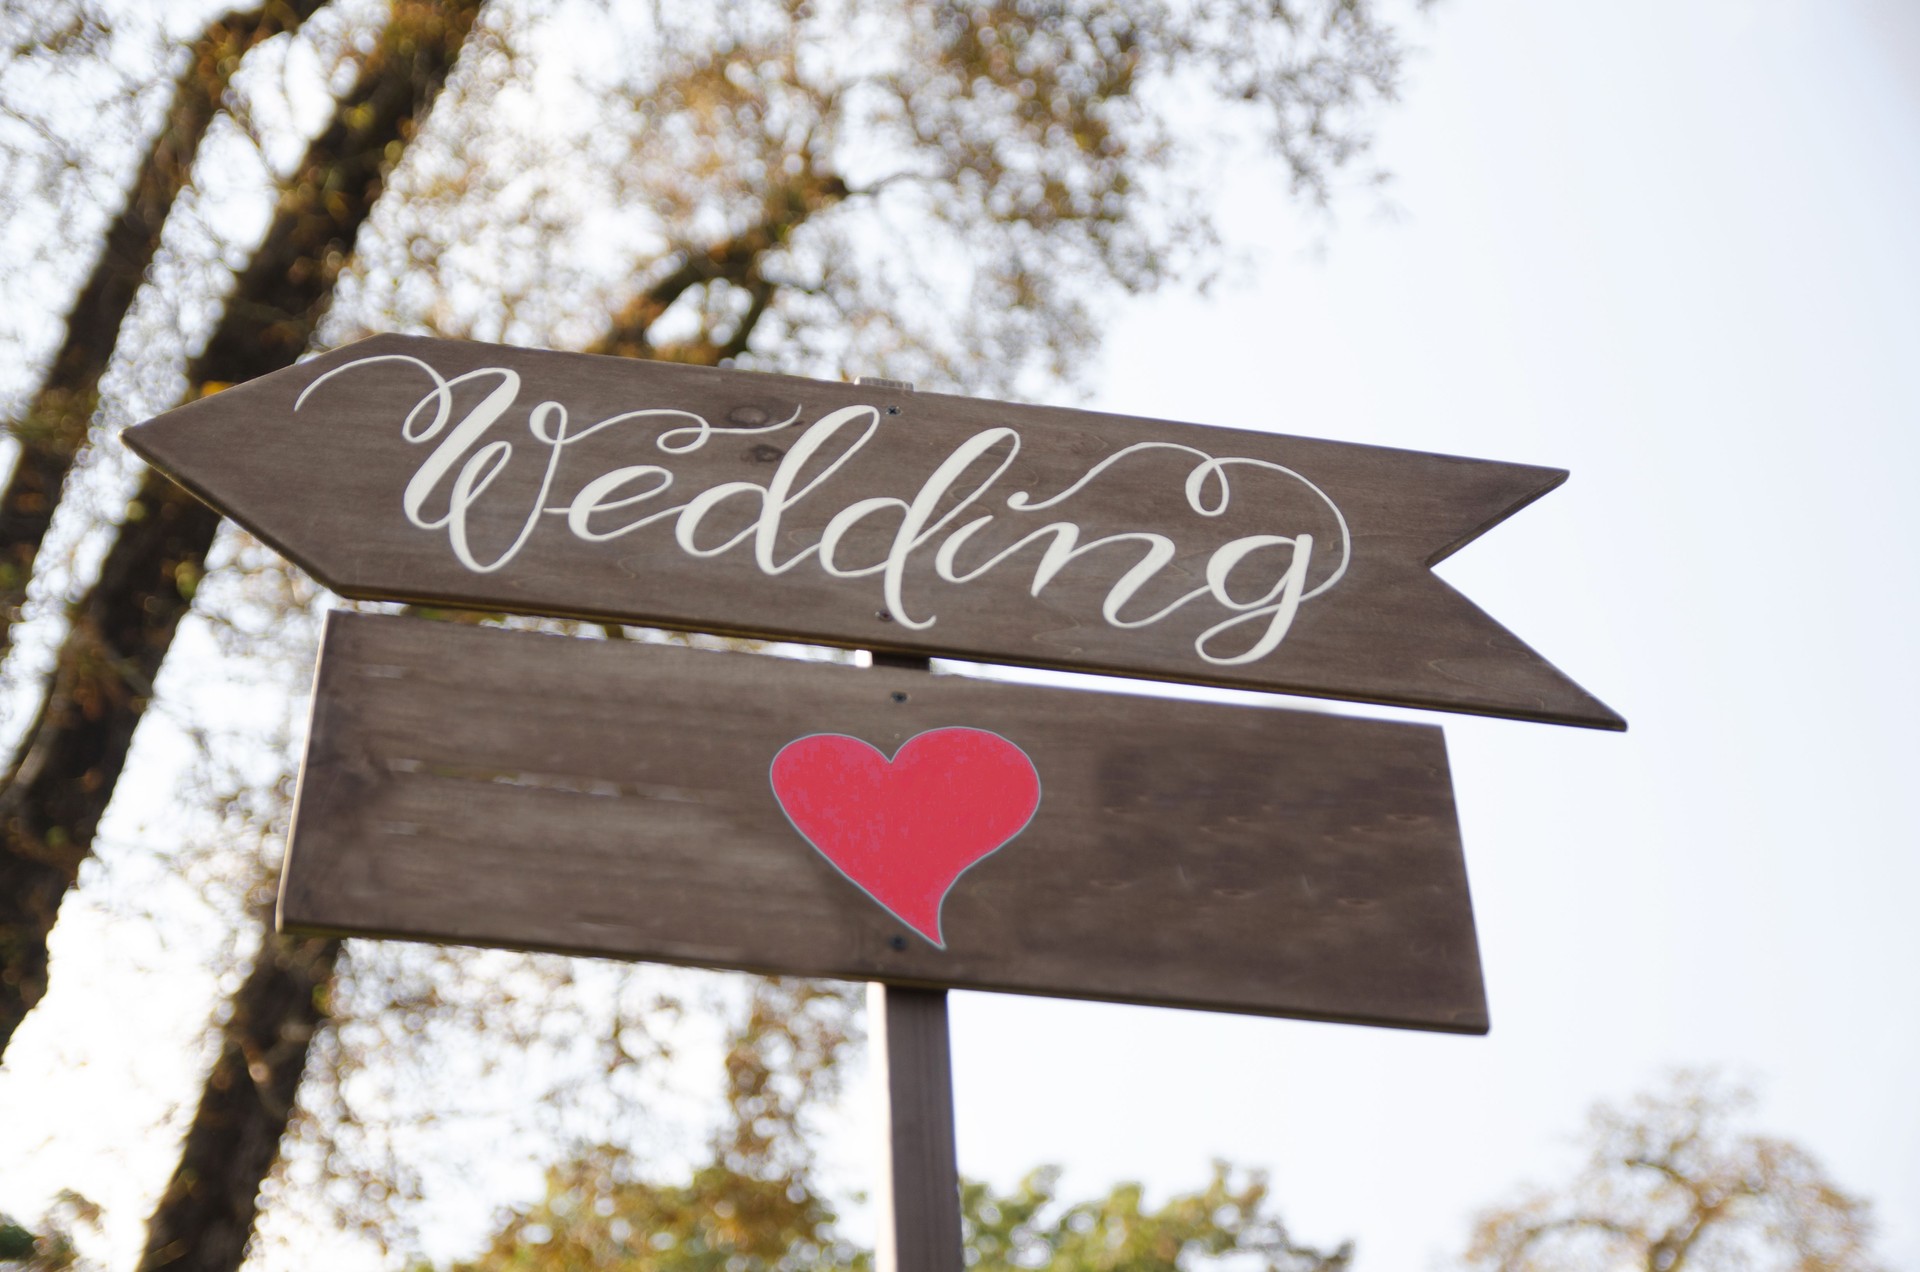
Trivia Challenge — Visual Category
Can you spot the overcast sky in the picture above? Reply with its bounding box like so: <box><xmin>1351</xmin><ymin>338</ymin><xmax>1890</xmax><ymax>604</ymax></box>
<box><xmin>936</xmin><ymin>0</ymin><xmax>1920</xmax><ymax>1266</ymax></box>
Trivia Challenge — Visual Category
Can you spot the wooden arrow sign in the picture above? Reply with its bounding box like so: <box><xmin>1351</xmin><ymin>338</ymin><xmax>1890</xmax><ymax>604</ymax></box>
<box><xmin>282</xmin><ymin>611</ymin><xmax>1488</xmax><ymax>1033</ymax></box>
<box><xmin>127</xmin><ymin>333</ymin><xmax>1621</xmax><ymax>729</ymax></box>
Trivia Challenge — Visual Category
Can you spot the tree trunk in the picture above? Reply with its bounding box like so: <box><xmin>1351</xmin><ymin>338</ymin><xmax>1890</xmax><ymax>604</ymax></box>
<box><xmin>0</xmin><ymin>0</ymin><xmax>327</xmax><ymax>658</ymax></box>
<box><xmin>0</xmin><ymin>0</ymin><xmax>484</xmax><ymax>1059</ymax></box>
<box><xmin>136</xmin><ymin>928</ymin><xmax>340</xmax><ymax>1272</ymax></box>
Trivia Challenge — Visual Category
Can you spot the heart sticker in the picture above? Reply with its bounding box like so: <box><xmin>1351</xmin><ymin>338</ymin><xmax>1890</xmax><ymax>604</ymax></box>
<box><xmin>770</xmin><ymin>727</ymin><xmax>1041</xmax><ymax>948</ymax></box>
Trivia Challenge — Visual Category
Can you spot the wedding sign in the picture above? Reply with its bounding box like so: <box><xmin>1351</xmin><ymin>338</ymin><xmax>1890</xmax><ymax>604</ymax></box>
<box><xmin>127</xmin><ymin>332</ymin><xmax>1618</xmax><ymax>1268</ymax></box>
<box><xmin>126</xmin><ymin>333</ymin><xmax>1621</xmax><ymax>729</ymax></box>
<box><xmin>280</xmin><ymin>610</ymin><xmax>1489</xmax><ymax>1034</ymax></box>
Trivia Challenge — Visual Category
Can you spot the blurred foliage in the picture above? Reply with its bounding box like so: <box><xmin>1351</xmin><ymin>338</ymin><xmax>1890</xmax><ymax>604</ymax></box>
<box><xmin>437</xmin><ymin>1151</ymin><xmax>858</xmax><ymax>1272</ymax></box>
<box><xmin>0</xmin><ymin>1224</ymin><xmax>35</xmax><ymax>1263</ymax></box>
<box><xmin>418</xmin><ymin>973</ymin><xmax>1350</xmax><ymax>1271</ymax></box>
<box><xmin>437</xmin><ymin>977</ymin><xmax>867</xmax><ymax>1272</ymax></box>
<box><xmin>961</xmin><ymin>1164</ymin><xmax>1350</xmax><ymax>1272</ymax></box>
<box><xmin>1464</xmin><ymin>1072</ymin><xmax>1885</xmax><ymax>1272</ymax></box>
<box><xmin>438</xmin><ymin>1158</ymin><xmax>1350</xmax><ymax>1272</ymax></box>
<box><xmin>332</xmin><ymin>0</ymin><xmax>1430</xmax><ymax>394</ymax></box>
<box><xmin>0</xmin><ymin>1192</ymin><xmax>100</xmax><ymax>1271</ymax></box>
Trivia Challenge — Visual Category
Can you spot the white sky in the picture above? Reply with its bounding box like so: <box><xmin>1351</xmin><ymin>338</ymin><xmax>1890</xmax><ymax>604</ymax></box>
<box><xmin>939</xmin><ymin>0</ymin><xmax>1920</xmax><ymax>1266</ymax></box>
<box><xmin>5</xmin><ymin>0</ymin><xmax>1918</xmax><ymax>1266</ymax></box>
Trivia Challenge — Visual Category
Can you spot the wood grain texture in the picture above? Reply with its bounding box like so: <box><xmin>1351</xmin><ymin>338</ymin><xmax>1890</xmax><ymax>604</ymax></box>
<box><xmin>127</xmin><ymin>333</ymin><xmax>1622</xmax><ymax>729</ymax></box>
<box><xmin>871</xmin><ymin>984</ymin><xmax>964</xmax><ymax>1272</ymax></box>
<box><xmin>280</xmin><ymin>610</ymin><xmax>1488</xmax><ymax>1033</ymax></box>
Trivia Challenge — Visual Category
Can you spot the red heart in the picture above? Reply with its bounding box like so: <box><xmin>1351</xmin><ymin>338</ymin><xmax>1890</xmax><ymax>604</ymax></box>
<box><xmin>770</xmin><ymin>727</ymin><xmax>1041</xmax><ymax>948</ymax></box>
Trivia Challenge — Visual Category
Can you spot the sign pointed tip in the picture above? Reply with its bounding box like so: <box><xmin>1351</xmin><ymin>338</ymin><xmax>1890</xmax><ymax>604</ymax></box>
<box><xmin>1523</xmin><ymin>674</ymin><xmax>1627</xmax><ymax>733</ymax></box>
<box><xmin>119</xmin><ymin>389</ymin><xmax>252</xmax><ymax>495</ymax></box>
<box><xmin>119</xmin><ymin>422</ymin><xmax>157</xmax><ymax>464</ymax></box>
<box><xmin>1567</xmin><ymin>703</ymin><xmax>1628</xmax><ymax>733</ymax></box>
<box><xmin>1526</xmin><ymin>640</ymin><xmax>1628</xmax><ymax>733</ymax></box>
<box><xmin>1534</xmin><ymin>671</ymin><xmax>1627</xmax><ymax>732</ymax></box>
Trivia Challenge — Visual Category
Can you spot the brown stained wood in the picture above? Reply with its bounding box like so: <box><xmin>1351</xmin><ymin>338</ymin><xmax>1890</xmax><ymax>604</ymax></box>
<box><xmin>126</xmin><ymin>333</ymin><xmax>1622</xmax><ymax>730</ymax></box>
<box><xmin>870</xmin><ymin>984</ymin><xmax>964</xmax><ymax>1272</ymax></box>
<box><xmin>281</xmin><ymin>611</ymin><xmax>1488</xmax><ymax>1034</ymax></box>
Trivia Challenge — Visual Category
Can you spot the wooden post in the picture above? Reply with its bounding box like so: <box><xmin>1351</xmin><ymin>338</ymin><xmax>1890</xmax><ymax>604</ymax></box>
<box><xmin>866</xmin><ymin>641</ymin><xmax>964</xmax><ymax>1271</ymax></box>
<box><xmin>870</xmin><ymin>981</ymin><xmax>964</xmax><ymax>1272</ymax></box>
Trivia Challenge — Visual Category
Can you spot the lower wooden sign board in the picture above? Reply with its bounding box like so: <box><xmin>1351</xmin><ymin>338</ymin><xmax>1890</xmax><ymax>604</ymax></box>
<box><xmin>281</xmin><ymin>610</ymin><xmax>1489</xmax><ymax>1034</ymax></box>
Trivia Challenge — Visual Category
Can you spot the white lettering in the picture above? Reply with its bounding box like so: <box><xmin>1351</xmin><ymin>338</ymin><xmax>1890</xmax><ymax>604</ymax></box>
<box><xmin>296</xmin><ymin>356</ymin><xmax>1353</xmax><ymax>666</ymax></box>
